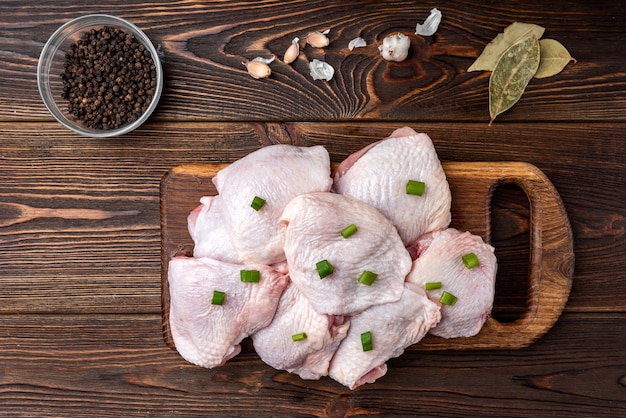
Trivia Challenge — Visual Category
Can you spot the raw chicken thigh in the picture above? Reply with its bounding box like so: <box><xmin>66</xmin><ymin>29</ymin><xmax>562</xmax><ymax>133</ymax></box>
<box><xmin>187</xmin><ymin>196</ymin><xmax>242</xmax><ymax>263</ymax></box>
<box><xmin>213</xmin><ymin>144</ymin><xmax>332</xmax><ymax>265</ymax></box>
<box><xmin>332</xmin><ymin>126</ymin><xmax>451</xmax><ymax>246</ymax></box>
<box><xmin>252</xmin><ymin>283</ymin><xmax>350</xmax><ymax>380</ymax></box>
<box><xmin>169</xmin><ymin>132</ymin><xmax>500</xmax><ymax>390</ymax></box>
<box><xmin>328</xmin><ymin>283</ymin><xmax>441</xmax><ymax>389</ymax></box>
<box><xmin>168</xmin><ymin>256</ymin><xmax>289</xmax><ymax>368</ymax></box>
<box><xmin>406</xmin><ymin>228</ymin><xmax>497</xmax><ymax>338</ymax></box>
<box><xmin>281</xmin><ymin>191</ymin><xmax>412</xmax><ymax>315</ymax></box>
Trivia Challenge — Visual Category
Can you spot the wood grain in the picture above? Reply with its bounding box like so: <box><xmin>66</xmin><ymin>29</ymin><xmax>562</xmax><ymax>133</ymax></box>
<box><xmin>0</xmin><ymin>121</ymin><xmax>623</xmax><ymax>315</ymax></box>
<box><xmin>0</xmin><ymin>313</ymin><xmax>624</xmax><ymax>417</ymax></box>
<box><xmin>1</xmin><ymin>0</ymin><xmax>625</xmax><ymax>413</ymax></box>
<box><xmin>1</xmin><ymin>1</ymin><xmax>626</xmax><ymax>123</ymax></box>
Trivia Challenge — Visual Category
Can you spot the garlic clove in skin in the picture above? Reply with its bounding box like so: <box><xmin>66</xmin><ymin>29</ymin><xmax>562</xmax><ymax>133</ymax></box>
<box><xmin>379</xmin><ymin>32</ymin><xmax>411</xmax><ymax>62</ymax></box>
<box><xmin>283</xmin><ymin>37</ymin><xmax>300</xmax><ymax>64</ymax></box>
<box><xmin>244</xmin><ymin>56</ymin><xmax>275</xmax><ymax>79</ymax></box>
<box><xmin>306</xmin><ymin>29</ymin><xmax>330</xmax><ymax>48</ymax></box>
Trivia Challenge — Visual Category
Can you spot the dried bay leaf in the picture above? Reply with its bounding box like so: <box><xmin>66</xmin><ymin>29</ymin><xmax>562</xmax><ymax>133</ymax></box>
<box><xmin>534</xmin><ymin>39</ymin><xmax>576</xmax><ymax>78</ymax></box>
<box><xmin>489</xmin><ymin>35</ymin><xmax>540</xmax><ymax>125</ymax></box>
<box><xmin>468</xmin><ymin>22</ymin><xmax>545</xmax><ymax>72</ymax></box>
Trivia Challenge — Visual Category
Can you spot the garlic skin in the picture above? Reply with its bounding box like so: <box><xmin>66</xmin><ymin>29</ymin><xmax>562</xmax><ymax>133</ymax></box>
<box><xmin>244</xmin><ymin>56</ymin><xmax>275</xmax><ymax>79</ymax></box>
<box><xmin>309</xmin><ymin>59</ymin><xmax>334</xmax><ymax>81</ymax></box>
<box><xmin>283</xmin><ymin>37</ymin><xmax>300</xmax><ymax>64</ymax></box>
<box><xmin>379</xmin><ymin>33</ymin><xmax>411</xmax><ymax>62</ymax></box>
<box><xmin>348</xmin><ymin>37</ymin><xmax>367</xmax><ymax>51</ymax></box>
<box><xmin>306</xmin><ymin>29</ymin><xmax>330</xmax><ymax>48</ymax></box>
<box><xmin>415</xmin><ymin>8</ymin><xmax>442</xmax><ymax>36</ymax></box>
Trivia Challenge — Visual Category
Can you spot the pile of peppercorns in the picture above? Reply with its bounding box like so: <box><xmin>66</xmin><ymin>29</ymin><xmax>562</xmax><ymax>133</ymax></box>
<box><xmin>61</xmin><ymin>26</ymin><xmax>157</xmax><ymax>130</ymax></box>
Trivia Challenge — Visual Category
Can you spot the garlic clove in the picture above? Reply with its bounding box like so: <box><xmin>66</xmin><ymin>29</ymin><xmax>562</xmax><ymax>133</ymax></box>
<box><xmin>245</xmin><ymin>61</ymin><xmax>271</xmax><ymax>79</ymax></box>
<box><xmin>309</xmin><ymin>59</ymin><xmax>334</xmax><ymax>81</ymax></box>
<box><xmin>244</xmin><ymin>56</ymin><xmax>275</xmax><ymax>79</ymax></box>
<box><xmin>379</xmin><ymin>32</ymin><xmax>411</xmax><ymax>62</ymax></box>
<box><xmin>283</xmin><ymin>37</ymin><xmax>300</xmax><ymax>64</ymax></box>
<box><xmin>306</xmin><ymin>30</ymin><xmax>330</xmax><ymax>48</ymax></box>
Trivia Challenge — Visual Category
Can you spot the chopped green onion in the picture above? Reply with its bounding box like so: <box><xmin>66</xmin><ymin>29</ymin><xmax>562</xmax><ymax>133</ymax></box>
<box><xmin>358</xmin><ymin>270</ymin><xmax>378</xmax><ymax>286</ymax></box>
<box><xmin>361</xmin><ymin>331</ymin><xmax>373</xmax><ymax>352</ymax></box>
<box><xmin>406</xmin><ymin>180</ymin><xmax>425</xmax><ymax>196</ymax></box>
<box><xmin>250</xmin><ymin>196</ymin><xmax>266</xmax><ymax>211</ymax></box>
<box><xmin>462</xmin><ymin>252</ymin><xmax>480</xmax><ymax>269</ymax></box>
<box><xmin>316</xmin><ymin>259</ymin><xmax>334</xmax><ymax>279</ymax></box>
<box><xmin>341</xmin><ymin>223</ymin><xmax>358</xmax><ymax>238</ymax></box>
<box><xmin>240</xmin><ymin>269</ymin><xmax>260</xmax><ymax>283</ymax></box>
<box><xmin>211</xmin><ymin>290</ymin><xmax>225</xmax><ymax>305</ymax></box>
<box><xmin>439</xmin><ymin>291</ymin><xmax>458</xmax><ymax>306</ymax></box>
<box><xmin>292</xmin><ymin>332</ymin><xmax>307</xmax><ymax>342</ymax></box>
<box><xmin>424</xmin><ymin>281</ymin><xmax>442</xmax><ymax>291</ymax></box>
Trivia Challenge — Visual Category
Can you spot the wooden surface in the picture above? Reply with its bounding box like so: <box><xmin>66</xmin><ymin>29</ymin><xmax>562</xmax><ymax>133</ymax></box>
<box><xmin>1</xmin><ymin>1</ymin><xmax>625</xmax><ymax>416</ymax></box>
<box><xmin>160</xmin><ymin>161</ymin><xmax>574</xmax><ymax>351</ymax></box>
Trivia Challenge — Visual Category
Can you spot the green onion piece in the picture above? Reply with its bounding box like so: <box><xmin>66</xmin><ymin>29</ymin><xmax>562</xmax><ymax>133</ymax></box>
<box><xmin>406</xmin><ymin>180</ymin><xmax>425</xmax><ymax>196</ymax></box>
<box><xmin>361</xmin><ymin>331</ymin><xmax>373</xmax><ymax>352</ymax></box>
<box><xmin>424</xmin><ymin>281</ymin><xmax>442</xmax><ymax>291</ymax></box>
<box><xmin>240</xmin><ymin>269</ymin><xmax>260</xmax><ymax>283</ymax></box>
<box><xmin>250</xmin><ymin>196</ymin><xmax>266</xmax><ymax>211</ymax></box>
<box><xmin>211</xmin><ymin>290</ymin><xmax>225</xmax><ymax>305</ymax></box>
<box><xmin>341</xmin><ymin>223</ymin><xmax>358</xmax><ymax>238</ymax></box>
<box><xmin>439</xmin><ymin>291</ymin><xmax>458</xmax><ymax>306</ymax></box>
<box><xmin>316</xmin><ymin>259</ymin><xmax>334</xmax><ymax>279</ymax></box>
<box><xmin>358</xmin><ymin>270</ymin><xmax>378</xmax><ymax>286</ymax></box>
<box><xmin>462</xmin><ymin>252</ymin><xmax>480</xmax><ymax>269</ymax></box>
<box><xmin>292</xmin><ymin>332</ymin><xmax>307</xmax><ymax>342</ymax></box>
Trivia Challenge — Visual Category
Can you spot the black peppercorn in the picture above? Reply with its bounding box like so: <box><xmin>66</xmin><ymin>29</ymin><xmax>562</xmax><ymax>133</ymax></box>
<box><xmin>61</xmin><ymin>26</ymin><xmax>156</xmax><ymax>130</ymax></box>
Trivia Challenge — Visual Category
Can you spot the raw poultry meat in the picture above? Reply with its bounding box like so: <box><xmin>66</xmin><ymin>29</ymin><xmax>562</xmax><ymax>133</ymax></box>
<box><xmin>169</xmin><ymin>130</ymin><xmax>499</xmax><ymax>390</ymax></box>
<box><xmin>187</xmin><ymin>196</ymin><xmax>242</xmax><ymax>263</ymax></box>
<box><xmin>213</xmin><ymin>144</ymin><xmax>332</xmax><ymax>265</ymax></box>
<box><xmin>328</xmin><ymin>282</ymin><xmax>441</xmax><ymax>389</ymax></box>
<box><xmin>406</xmin><ymin>228</ymin><xmax>497</xmax><ymax>338</ymax></box>
<box><xmin>280</xmin><ymin>191</ymin><xmax>412</xmax><ymax>315</ymax></box>
<box><xmin>252</xmin><ymin>283</ymin><xmax>350</xmax><ymax>380</ymax></box>
<box><xmin>168</xmin><ymin>256</ymin><xmax>289</xmax><ymax>368</ymax></box>
<box><xmin>332</xmin><ymin>126</ymin><xmax>451</xmax><ymax>246</ymax></box>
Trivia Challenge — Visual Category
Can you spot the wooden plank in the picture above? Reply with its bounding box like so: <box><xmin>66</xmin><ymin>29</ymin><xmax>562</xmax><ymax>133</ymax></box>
<box><xmin>0</xmin><ymin>313</ymin><xmax>624</xmax><ymax>417</ymax></box>
<box><xmin>0</xmin><ymin>122</ymin><xmax>262</xmax><ymax>314</ymax></box>
<box><xmin>160</xmin><ymin>161</ymin><xmax>574</xmax><ymax>350</ymax></box>
<box><xmin>0</xmin><ymin>121</ymin><xmax>623</xmax><ymax>314</ymax></box>
<box><xmin>2</xmin><ymin>1</ymin><xmax>626</xmax><ymax>123</ymax></box>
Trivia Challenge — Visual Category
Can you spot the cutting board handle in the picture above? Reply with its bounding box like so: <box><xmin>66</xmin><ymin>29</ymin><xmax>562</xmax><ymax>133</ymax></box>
<box><xmin>491</xmin><ymin>162</ymin><xmax>574</xmax><ymax>347</ymax></box>
<box><xmin>419</xmin><ymin>162</ymin><xmax>575</xmax><ymax>350</ymax></box>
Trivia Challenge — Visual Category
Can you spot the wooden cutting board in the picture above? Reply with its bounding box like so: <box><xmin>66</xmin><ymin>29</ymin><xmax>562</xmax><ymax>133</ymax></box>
<box><xmin>160</xmin><ymin>161</ymin><xmax>574</xmax><ymax>351</ymax></box>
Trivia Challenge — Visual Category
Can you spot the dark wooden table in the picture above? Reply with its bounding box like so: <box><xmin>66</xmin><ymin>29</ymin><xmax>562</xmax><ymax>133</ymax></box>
<box><xmin>1</xmin><ymin>1</ymin><xmax>624</xmax><ymax>416</ymax></box>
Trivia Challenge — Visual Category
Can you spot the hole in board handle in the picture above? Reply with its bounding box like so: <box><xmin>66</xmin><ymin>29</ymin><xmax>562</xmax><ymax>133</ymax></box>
<box><xmin>490</xmin><ymin>183</ymin><xmax>530</xmax><ymax>323</ymax></box>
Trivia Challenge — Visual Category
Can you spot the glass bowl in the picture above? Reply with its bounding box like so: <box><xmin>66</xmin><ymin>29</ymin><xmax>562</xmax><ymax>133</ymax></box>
<box><xmin>37</xmin><ymin>14</ymin><xmax>163</xmax><ymax>138</ymax></box>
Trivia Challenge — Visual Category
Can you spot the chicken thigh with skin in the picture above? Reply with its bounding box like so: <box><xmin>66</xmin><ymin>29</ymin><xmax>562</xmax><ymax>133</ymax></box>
<box><xmin>328</xmin><ymin>282</ymin><xmax>441</xmax><ymax>389</ymax></box>
<box><xmin>406</xmin><ymin>228</ymin><xmax>497</xmax><ymax>338</ymax></box>
<box><xmin>332</xmin><ymin>126</ymin><xmax>451</xmax><ymax>246</ymax></box>
<box><xmin>168</xmin><ymin>256</ymin><xmax>289</xmax><ymax>368</ymax></box>
<box><xmin>213</xmin><ymin>144</ymin><xmax>332</xmax><ymax>265</ymax></box>
<box><xmin>252</xmin><ymin>283</ymin><xmax>350</xmax><ymax>380</ymax></box>
<box><xmin>187</xmin><ymin>196</ymin><xmax>242</xmax><ymax>263</ymax></box>
<box><xmin>281</xmin><ymin>191</ymin><xmax>412</xmax><ymax>316</ymax></box>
